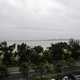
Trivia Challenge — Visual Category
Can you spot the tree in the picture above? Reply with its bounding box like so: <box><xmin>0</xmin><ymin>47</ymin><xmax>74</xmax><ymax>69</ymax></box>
<box><xmin>33</xmin><ymin>46</ymin><xmax>43</xmax><ymax>54</ymax></box>
<box><xmin>48</xmin><ymin>42</ymin><xmax>68</xmax><ymax>63</ymax></box>
<box><xmin>69</xmin><ymin>39</ymin><xmax>80</xmax><ymax>60</ymax></box>
<box><xmin>30</xmin><ymin>46</ymin><xmax>44</xmax><ymax>65</ymax></box>
<box><xmin>43</xmin><ymin>50</ymin><xmax>52</xmax><ymax>63</ymax></box>
<box><xmin>17</xmin><ymin>43</ymin><xmax>33</xmax><ymax>80</ymax></box>
<box><xmin>0</xmin><ymin>41</ymin><xmax>16</xmax><ymax>66</ymax></box>
<box><xmin>17</xmin><ymin>43</ymin><xmax>31</xmax><ymax>64</ymax></box>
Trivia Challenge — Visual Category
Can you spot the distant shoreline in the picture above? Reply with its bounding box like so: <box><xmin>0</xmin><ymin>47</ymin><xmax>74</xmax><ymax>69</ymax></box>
<box><xmin>0</xmin><ymin>39</ymin><xmax>72</xmax><ymax>42</ymax></box>
<box><xmin>0</xmin><ymin>39</ymin><xmax>79</xmax><ymax>48</ymax></box>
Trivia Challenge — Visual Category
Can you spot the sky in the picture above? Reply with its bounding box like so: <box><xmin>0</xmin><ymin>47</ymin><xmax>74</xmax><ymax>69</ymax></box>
<box><xmin>0</xmin><ymin>0</ymin><xmax>80</xmax><ymax>40</ymax></box>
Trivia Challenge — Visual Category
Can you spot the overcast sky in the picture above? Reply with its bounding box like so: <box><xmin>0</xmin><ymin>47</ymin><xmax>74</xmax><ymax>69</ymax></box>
<box><xmin>0</xmin><ymin>0</ymin><xmax>80</xmax><ymax>40</ymax></box>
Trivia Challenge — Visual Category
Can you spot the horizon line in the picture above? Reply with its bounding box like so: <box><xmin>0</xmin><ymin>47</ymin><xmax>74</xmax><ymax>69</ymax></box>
<box><xmin>0</xmin><ymin>38</ymin><xmax>79</xmax><ymax>42</ymax></box>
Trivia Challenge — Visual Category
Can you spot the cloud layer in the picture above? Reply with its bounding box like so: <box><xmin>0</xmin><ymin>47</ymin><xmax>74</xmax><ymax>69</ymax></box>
<box><xmin>0</xmin><ymin>0</ymin><xmax>80</xmax><ymax>40</ymax></box>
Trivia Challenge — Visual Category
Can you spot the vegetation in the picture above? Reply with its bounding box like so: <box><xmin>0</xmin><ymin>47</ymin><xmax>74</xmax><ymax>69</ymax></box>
<box><xmin>0</xmin><ymin>39</ymin><xmax>80</xmax><ymax>80</ymax></box>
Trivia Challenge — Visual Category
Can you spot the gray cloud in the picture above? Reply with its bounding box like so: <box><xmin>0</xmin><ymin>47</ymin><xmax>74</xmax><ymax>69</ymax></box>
<box><xmin>0</xmin><ymin>0</ymin><xmax>80</xmax><ymax>40</ymax></box>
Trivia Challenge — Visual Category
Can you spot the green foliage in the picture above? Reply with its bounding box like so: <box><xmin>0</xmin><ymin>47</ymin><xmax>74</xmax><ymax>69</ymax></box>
<box><xmin>0</xmin><ymin>39</ymin><xmax>80</xmax><ymax>79</ymax></box>
<box><xmin>32</xmin><ymin>76</ymin><xmax>50</xmax><ymax>80</ymax></box>
<box><xmin>19</xmin><ymin>63</ymin><xmax>29</xmax><ymax>74</ymax></box>
<box><xmin>19</xmin><ymin>63</ymin><xmax>31</xmax><ymax>80</ymax></box>
<box><xmin>69</xmin><ymin>39</ymin><xmax>80</xmax><ymax>60</ymax></box>
<box><xmin>33</xmin><ymin>46</ymin><xmax>43</xmax><ymax>54</ymax></box>
<box><xmin>17</xmin><ymin>43</ymin><xmax>32</xmax><ymax>64</ymax></box>
<box><xmin>0</xmin><ymin>41</ymin><xmax>16</xmax><ymax>66</ymax></box>
<box><xmin>0</xmin><ymin>64</ymin><xmax>8</xmax><ymax>79</ymax></box>
<box><xmin>48</xmin><ymin>42</ymin><xmax>68</xmax><ymax>61</ymax></box>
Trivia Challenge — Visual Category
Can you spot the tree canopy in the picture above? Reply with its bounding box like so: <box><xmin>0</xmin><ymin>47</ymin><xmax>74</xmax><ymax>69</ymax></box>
<box><xmin>0</xmin><ymin>39</ymin><xmax>80</xmax><ymax>80</ymax></box>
